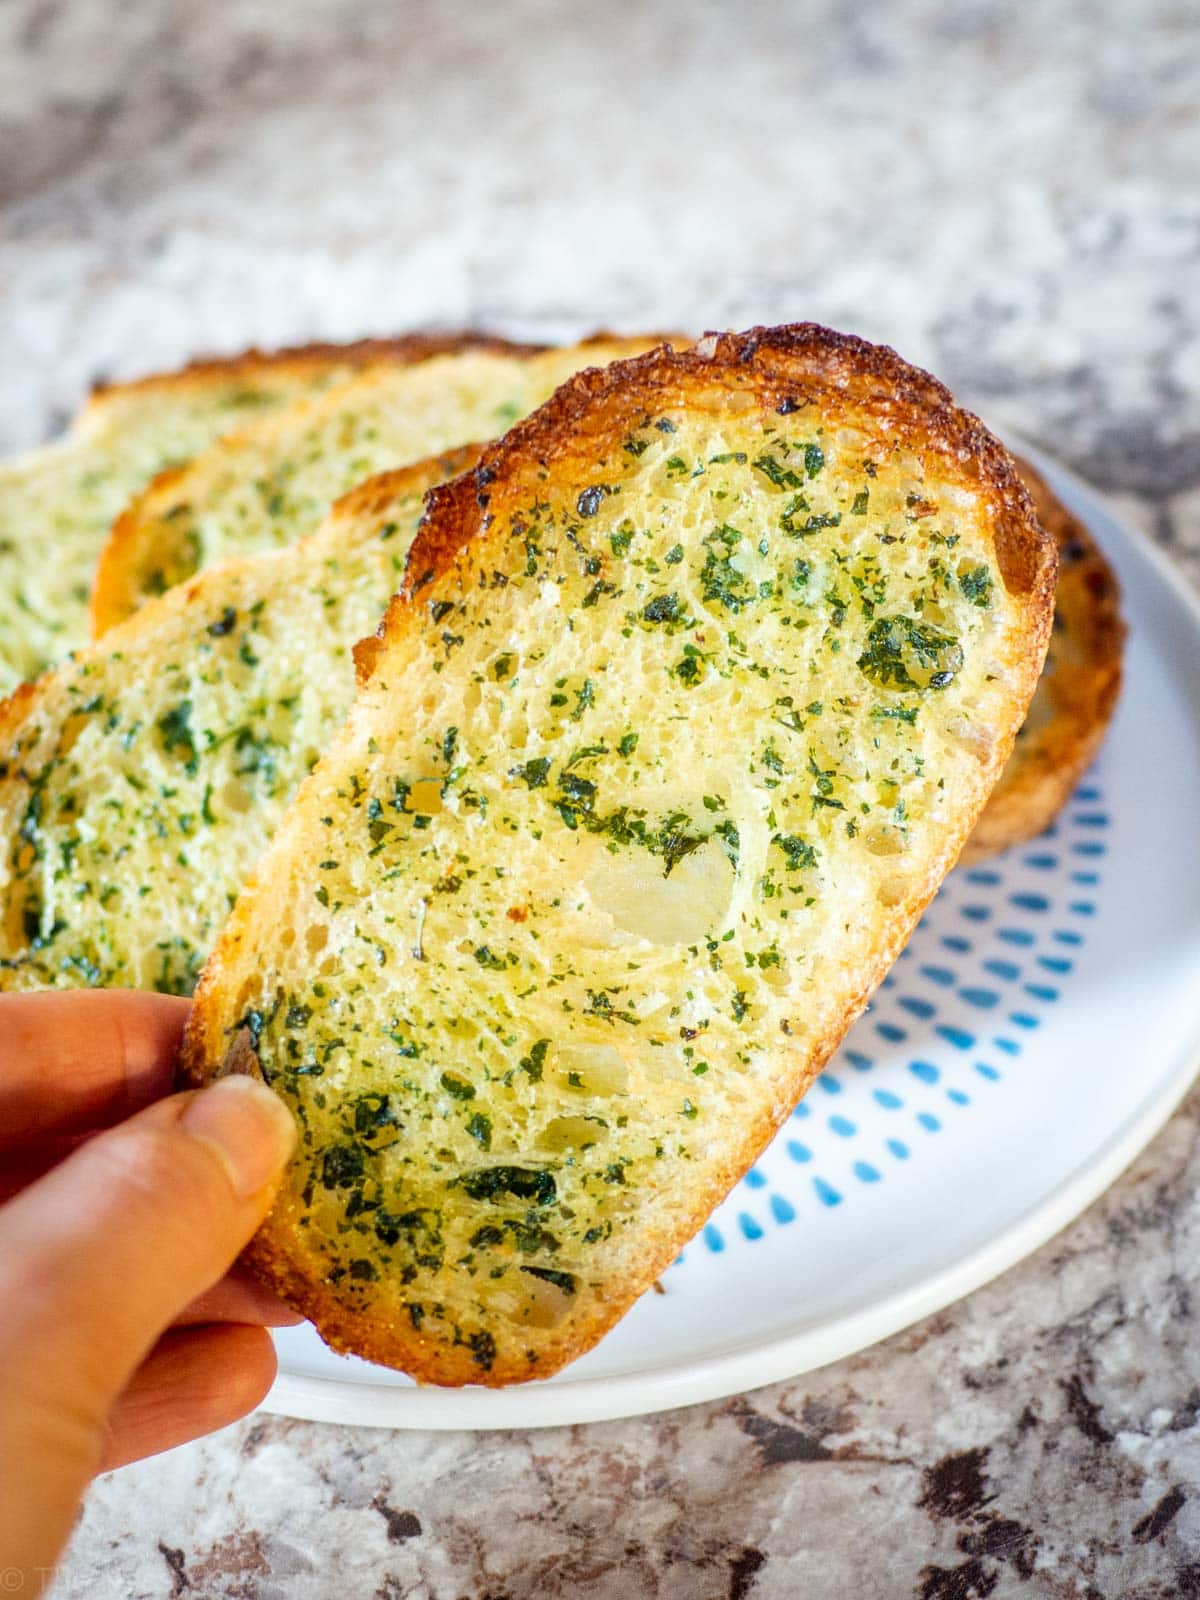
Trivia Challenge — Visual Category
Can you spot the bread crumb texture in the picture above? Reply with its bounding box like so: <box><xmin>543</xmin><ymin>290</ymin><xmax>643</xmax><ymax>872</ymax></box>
<box><xmin>183</xmin><ymin>326</ymin><xmax>1057</xmax><ymax>1385</ymax></box>
<box><xmin>0</xmin><ymin>449</ymin><xmax>479</xmax><ymax>993</ymax></box>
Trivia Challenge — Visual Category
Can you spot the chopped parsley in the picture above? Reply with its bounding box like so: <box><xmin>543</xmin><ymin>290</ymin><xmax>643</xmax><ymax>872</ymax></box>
<box><xmin>857</xmin><ymin>615</ymin><xmax>963</xmax><ymax>692</ymax></box>
<box><xmin>959</xmin><ymin>565</ymin><xmax>993</xmax><ymax>607</ymax></box>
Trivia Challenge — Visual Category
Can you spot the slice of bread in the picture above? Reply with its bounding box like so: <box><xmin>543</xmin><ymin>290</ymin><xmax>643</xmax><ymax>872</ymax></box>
<box><xmin>181</xmin><ymin>325</ymin><xmax>1057</xmax><ymax>1386</ymax></box>
<box><xmin>91</xmin><ymin>337</ymin><xmax>672</xmax><ymax>633</ymax></box>
<box><xmin>0</xmin><ymin>335</ymin><xmax>513</xmax><ymax>695</ymax></box>
<box><xmin>0</xmin><ymin>447</ymin><xmax>480</xmax><ymax>995</ymax></box>
<box><xmin>961</xmin><ymin>454</ymin><xmax>1125</xmax><ymax>863</ymax></box>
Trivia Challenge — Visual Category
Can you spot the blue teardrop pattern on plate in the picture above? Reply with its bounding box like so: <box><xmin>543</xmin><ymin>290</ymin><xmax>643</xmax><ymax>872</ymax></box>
<box><xmin>695</xmin><ymin>776</ymin><xmax>1108</xmax><ymax>1255</ymax></box>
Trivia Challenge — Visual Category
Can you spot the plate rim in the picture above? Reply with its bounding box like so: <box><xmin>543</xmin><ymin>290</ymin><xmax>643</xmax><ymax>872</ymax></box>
<box><xmin>261</xmin><ymin>443</ymin><xmax>1200</xmax><ymax>1431</ymax></box>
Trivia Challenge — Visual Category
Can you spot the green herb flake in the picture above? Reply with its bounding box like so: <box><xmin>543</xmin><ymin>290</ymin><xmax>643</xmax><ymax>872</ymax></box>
<box><xmin>521</xmin><ymin>1265</ymin><xmax>576</xmax><ymax>1294</ymax></box>
<box><xmin>520</xmin><ymin>1039</ymin><xmax>550</xmax><ymax>1081</ymax></box>
<box><xmin>752</xmin><ymin>453</ymin><xmax>804</xmax><ymax>489</ymax></box>
<box><xmin>512</xmin><ymin>756</ymin><xmax>552</xmax><ymax>789</ymax></box>
<box><xmin>466</xmin><ymin>1112</ymin><xmax>493</xmax><ymax>1149</ymax></box>
<box><xmin>856</xmin><ymin>615</ymin><xmax>964</xmax><ymax>692</ymax></box>
<box><xmin>460</xmin><ymin>1166</ymin><xmax>557</xmax><ymax>1206</ymax></box>
<box><xmin>642</xmin><ymin>593</ymin><xmax>681</xmax><ymax>624</ymax></box>
<box><xmin>157</xmin><ymin>701</ymin><xmax>198</xmax><ymax>775</ymax></box>
<box><xmin>959</xmin><ymin>565</ymin><xmax>993</xmax><ymax>607</ymax></box>
<box><xmin>206</xmin><ymin>606</ymin><xmax>237</xmax><ymax>637</ymax></box>
<box><xmin>571</xmin><ymin>679</ymin><xmax>595</xmax><ymax>721</ymax></box>
<box><xmin>775</xmin><ymin>833</ymin><xmax>817</xmax><ymax>870</ymax></box>
<box><xmin>441</xmin><ymin>1073</ymin><xmax>476</xmax><ymax>1101</ymax></box>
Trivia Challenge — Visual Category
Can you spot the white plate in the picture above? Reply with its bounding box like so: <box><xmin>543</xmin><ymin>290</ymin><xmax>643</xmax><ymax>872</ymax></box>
<box><xmin>264</xmin><ymin>447</ymin><xmax>1200</xmax><ymax>1430</ymax></box>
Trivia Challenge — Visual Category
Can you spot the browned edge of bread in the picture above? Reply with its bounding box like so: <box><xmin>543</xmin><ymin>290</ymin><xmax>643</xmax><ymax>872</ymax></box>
<box><xmin>183</xmin><ymin>323</ymin><xmax>1058</xmax><ymax>1384</ymax></box>
<box><xmin>961</xmin><ymin>452</ymin><xmax>1126</xmax><ymax>863</ymax></box>
<box><xmin>396</xmin><ymin>324</ymin><xmax>1055</xmax><ymax>637</ymax></box>
<box><xmin>84</xmin><ymin>333</ymin><xmax>515</xmax><ymax>636</ymax></box>
<box><xmin>84</xmin><ymin>331</ymin><xmax>546</xmax><ymax>406</ymax></box>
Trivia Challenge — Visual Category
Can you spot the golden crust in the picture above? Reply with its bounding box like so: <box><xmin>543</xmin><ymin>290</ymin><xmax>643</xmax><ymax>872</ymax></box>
<box><xmin>182</xmin><ymin>323</ymin><xmax>1057</xmax><ymax>1385</ymax></box>
<box><xmin>81</xmin><ymin>332</ymin><xmax>543</xmax><ymax>411</ymax></box>
<box><xmin>960</xmin><ymin>454</ymin><xmax>1125</xmax><ymax>863</ymax></box>
<box><xmin>0</xmin><ymin>676</ymin><xmax>39</xmax><ymax>753</ymax></box>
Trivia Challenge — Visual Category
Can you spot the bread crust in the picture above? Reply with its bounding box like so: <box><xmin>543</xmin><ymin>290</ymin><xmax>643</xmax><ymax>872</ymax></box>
<box><xmin>182</xmin><ymin>324</ymin><xmax>1057</xmax><ymax>1385</ymax></box>
<box><xmin>401</xmin><ymin>326</ymin><xmax>1054</xmax><ymax>607</ymax></box>
<box><xmin>80</xmin><ymin>332</ymin><xmax>543</xmax><ymax>413</ymax></box>
<box><xmin>960</xmin><ymin>454</ymin><xmax>1125</xmax><ymax>863</ymax></box>
<box><xmin>92</xmin><ymin>464</ymin><xmax>207</xmax><ymax>634</ymax></box>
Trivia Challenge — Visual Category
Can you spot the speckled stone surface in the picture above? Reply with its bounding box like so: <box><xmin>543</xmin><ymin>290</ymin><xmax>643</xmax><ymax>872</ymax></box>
<box><xmin>3</xmin><ymin>1</ymin><xmax>1200</xmax><ymax>1594</ymax></box>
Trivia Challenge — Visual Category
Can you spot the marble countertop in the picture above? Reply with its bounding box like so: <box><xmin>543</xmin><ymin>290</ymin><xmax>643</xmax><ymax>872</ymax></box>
<box><xmin>3</xmin><ymin>0</ymin><xmax>1199</xmax><ymax>1593</ymax></box>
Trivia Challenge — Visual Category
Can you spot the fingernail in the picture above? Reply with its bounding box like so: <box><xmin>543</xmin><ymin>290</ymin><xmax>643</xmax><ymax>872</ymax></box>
<box><xmin>181</xmin><ymin>1077</ymin><xmax>296</xmax><ymax>1200</ymax></box>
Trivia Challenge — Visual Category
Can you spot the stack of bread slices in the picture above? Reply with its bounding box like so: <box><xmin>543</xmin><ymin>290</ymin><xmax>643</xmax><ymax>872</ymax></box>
<box><xmin>0</xmin><ymin>325</ymin><xmax>1123</xmax><ymax>1384</ymax></box>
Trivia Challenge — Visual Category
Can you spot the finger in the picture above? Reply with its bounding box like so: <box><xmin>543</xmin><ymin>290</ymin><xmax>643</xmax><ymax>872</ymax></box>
<box><xmin>1</xmin><ymin>1075</ymin><xmax>296</xmax><ymax>1414</ymax></box>
<box><xmin>0</xmin><ymin>1136</ymin><xmax>301</xmax><ymax>1320</ymax></box>
<box><xmin>1</xmin><ymin>1158</ymin><xmax>301</xmax><ymax>1327</ymax></box>
<box><xmin>176</xmin><ymin>1269</ymin><xmax>305</xmax><ymax>1329</ymax></box>
<box><xmin>0</xmin><ymin>991</ymin><xmax>190</xmax><ymax>1149</ymax></box>
<box><xmin>0</xmin><ymin>1075</ymin><xmax>295</xmax><ymax>1579</ymax></box>
<box><xmin>0</xmin><ymin>1135</ymin><xmax>93</xmax><ymax>1202</ymax></box>
<box><xmin>0</xmin><ymin>1115</ymin><xmax>301</xmax><ymax>1320</ymax></box>
<box><xmin>98</xmin><ymin>1324</ymin><xmax>277</xmax><ymax>1474</ymax></box>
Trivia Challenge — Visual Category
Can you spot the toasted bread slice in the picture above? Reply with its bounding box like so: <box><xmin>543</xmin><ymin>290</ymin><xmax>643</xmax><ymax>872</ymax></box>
<box><xmin>181</xmin><ymin>325</ymin><xmax>1057</xmax><ymax>1386</ymax></box>
<box><xmin>0</xmin><ymin>334</ymin><xmax>515</xmax><ymax>695</ymax></box>
<box><xmin>91</xmin><ymin>337</ymin><xmax>672</xmax><ymax>632</ymax></box>
<box><xmin>0</xmin><ymin>447</ymin><xmax>481</xmax><ymax>995</ymax></box>
<box><xmin>961</xmin><ymin>453</ymin><xmax>1125</xmax><ymax>863</ymax></box>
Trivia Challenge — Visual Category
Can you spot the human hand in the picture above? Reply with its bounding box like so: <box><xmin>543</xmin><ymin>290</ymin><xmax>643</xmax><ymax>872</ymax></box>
<box><xmin>0</xmin><ymin>991</ymin><xmax>297</xmax><ymax>1594</ymax></box>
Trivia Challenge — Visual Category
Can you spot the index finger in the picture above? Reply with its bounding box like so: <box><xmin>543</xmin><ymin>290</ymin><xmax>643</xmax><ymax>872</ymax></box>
<box><xmin>0</xmin><ymin>991</ymin><xmax>189</xmax><ymax>1150</ymax></box>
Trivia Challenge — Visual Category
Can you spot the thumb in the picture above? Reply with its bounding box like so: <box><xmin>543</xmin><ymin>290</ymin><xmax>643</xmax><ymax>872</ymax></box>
<box><xmin>0</xmin><ymin>1076</ymin><xmax>295</xmax><ymax>1584</ymax></box>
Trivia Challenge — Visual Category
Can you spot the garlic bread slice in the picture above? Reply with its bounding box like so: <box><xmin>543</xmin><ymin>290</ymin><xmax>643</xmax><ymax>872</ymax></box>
<box><xmin>182</xmin><ymin>325</ymin><xmax>1057</xmax><ymax>1386</ymax></box>
<box><xmin>0</xmin><ymin>447</ymin><xmax>481</xmax><ymax>995</ymax></box>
